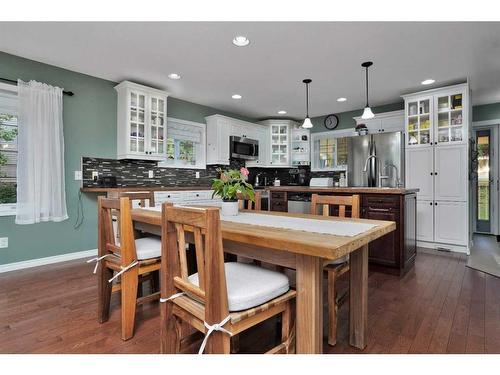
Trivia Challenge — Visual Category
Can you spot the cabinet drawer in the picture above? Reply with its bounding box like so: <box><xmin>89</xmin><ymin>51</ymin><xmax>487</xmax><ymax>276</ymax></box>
<box><xmin>184</xmin><ymin>191</ymin><xmax>212</xmax><ymax>200</ymax></box>
<box><xmin>362</xmin><ymin>195</ymin><xmax>400</xmax><ymax>209</ymax></box>
<box><xmin>271</xmin><ymin>191</ymin><xmax>286</xmax><ymax>201</ymax></box>
<box><xmin>154</xmin><ymin>191</ymin><xmax>183</xmax><ymax>204</ymax></box>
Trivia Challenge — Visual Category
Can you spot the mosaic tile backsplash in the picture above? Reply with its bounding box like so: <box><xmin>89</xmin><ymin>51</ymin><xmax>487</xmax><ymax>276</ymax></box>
<box><xmin>82</xmin><ymin>157</ymin><xmax>344</xmax><ymax>188</ymax></box>
<box><xmin>81</xmin><ymin>157</ymin><xmax>244</xmax><ymax>188</ymax></box>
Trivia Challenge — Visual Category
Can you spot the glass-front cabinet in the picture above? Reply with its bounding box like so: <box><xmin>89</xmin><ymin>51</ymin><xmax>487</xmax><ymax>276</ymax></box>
<box><xmin>435</xmin><ymin>92</ymin><xmax>465</xmax><ymax>144</ymax></box>
<box><xmin>406</xmin><ymin>97</ymin><xmax>431</xmax><ymax>146</ymax></box>
<box><xmin>271</xmin><ymin>123</ymin><xmax>289</xmax><ymax>165</ymax></box>
<box><xmin>115</xmin><ymin>81</ymin><xmax>168</xmax><ymax>160</ymax></box>
<box><xmin>404</xmin><ymin>84</ymin><xmax>468</xmax><ymax>148</ymax></box>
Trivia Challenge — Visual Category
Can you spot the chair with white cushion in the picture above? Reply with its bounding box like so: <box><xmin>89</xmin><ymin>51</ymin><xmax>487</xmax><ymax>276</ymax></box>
<box><xmin>96</xmin><ymin>196</ymin><xmax>161</xmax><ymax>340</ymax></box>
<box><xmin>310</xmin><ymin>194</ymin><xmax>360</xmax><ymax>346</ymax></box>
<box><xmin>159</xmin><ymin>203</ymin><xmax>295</xmax><ymax>354</ymax></box>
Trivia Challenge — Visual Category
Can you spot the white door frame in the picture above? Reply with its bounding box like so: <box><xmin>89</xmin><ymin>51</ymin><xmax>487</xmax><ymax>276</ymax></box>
<box><xmin>472</xmin><ymin>120</ymin><xmax>500</xmax><ymax>236</ymax></box>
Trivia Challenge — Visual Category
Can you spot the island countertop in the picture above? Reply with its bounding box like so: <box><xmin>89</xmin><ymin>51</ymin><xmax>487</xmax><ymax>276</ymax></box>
<box><xmin>263</xmin><ymin>186</ymin><xmax>419</xmax><ymax>195</ymax></box>
<box><xmin>80</xmin><ymin>186</ymin><xmax>213</xmax><ymax>193</ymax></box>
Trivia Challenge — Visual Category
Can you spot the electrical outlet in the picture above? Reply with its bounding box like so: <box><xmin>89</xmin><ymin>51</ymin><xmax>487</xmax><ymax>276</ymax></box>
<box><xmin>0</xmin><ymin>237</ymin><xmax>8</xmax><ymax>248</ymax></box>
<box><xmin>92</xmin><ymin>171</ymin><xmax>99</xmax><ymax>181</ymax></box>
<box><xmin>74</xmin><ymin>170</ymin><xmax>82</xmax><ymax>181</ymax></box>
<box><xmin>148</xmin><ymin>170</ymin><xmax>154</xmax><ymax>179</ymax></box>
<box><xmin>195</xmin><ymin>171</ymin><xmax>200</xmax><ymax>179</ymax></box>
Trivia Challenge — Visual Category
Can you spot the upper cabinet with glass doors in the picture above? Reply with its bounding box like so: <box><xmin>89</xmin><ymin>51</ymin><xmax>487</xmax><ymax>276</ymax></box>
<box><xmin>115</xmin><ymin>81</ymin><xmax>169</xmax><ymax>160</ymax></box>
<box><xmin>259</xmin><ymin>120</ymin><xmax>294</xmax><ymax>166</ymax></box>
<box><xmin>403</xmin><ymin>83</ymin><xmax>469</xmax><ymax>148</ymax></box>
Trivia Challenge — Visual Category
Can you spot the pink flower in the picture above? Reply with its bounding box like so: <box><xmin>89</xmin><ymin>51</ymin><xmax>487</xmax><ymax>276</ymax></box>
<box><xmin>240</xmin><ymin>167</ymin><xmax>249</xmax><ymax>177</ymax></box>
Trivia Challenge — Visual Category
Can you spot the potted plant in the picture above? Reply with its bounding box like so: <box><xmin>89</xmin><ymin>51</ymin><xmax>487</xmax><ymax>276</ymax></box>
<box><xmin>212</xmin><ymin>167</ymin><xmax>254</xmax><ymax>216</ymax></box>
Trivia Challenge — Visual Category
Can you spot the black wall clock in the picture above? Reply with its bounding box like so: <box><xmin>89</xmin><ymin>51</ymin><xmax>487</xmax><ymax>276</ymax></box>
<box><xmin>324</xmin><ymin>114</ymin><xmax>339</xmax><ymax>130</ymax></box>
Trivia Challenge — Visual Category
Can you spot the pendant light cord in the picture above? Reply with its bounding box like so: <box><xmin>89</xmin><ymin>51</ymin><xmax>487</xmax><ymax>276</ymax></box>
<box><xmin>305</xmin><ymin>81</ymin><xmax>309</xmax><ymax>117</ymax></box>
<box><xmin>365</xmin><ymin>66</ymin><xmax>369</xmax><ymax>108</ymax></box>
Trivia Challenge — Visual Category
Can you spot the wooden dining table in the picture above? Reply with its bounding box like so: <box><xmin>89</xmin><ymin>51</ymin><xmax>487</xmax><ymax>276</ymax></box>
<box><xmin>131</xmin><ymin>208</ymin><xmax>395</xmax><ymax>354</ymax></box>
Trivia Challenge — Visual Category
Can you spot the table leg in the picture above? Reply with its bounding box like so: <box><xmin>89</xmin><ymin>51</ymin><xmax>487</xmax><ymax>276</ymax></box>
<box><xmin>295</xmin><ymin>254</ymin><xmax>323</xmax><ymax>354</ymax></box>
<box><xmin>349</xmin><ymin>244</ymin><xmax>368</xmax><ymax>349</ymax></box>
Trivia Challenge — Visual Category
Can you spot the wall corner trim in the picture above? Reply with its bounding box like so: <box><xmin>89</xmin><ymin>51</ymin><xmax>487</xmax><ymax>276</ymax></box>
<box><xmin>0</xmin><ymin>249</ymin><xmax>97</xmax><ymax>274</ymax></box>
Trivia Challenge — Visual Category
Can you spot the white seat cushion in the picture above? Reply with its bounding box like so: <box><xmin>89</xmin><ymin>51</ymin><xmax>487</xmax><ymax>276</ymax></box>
<box><xmin>188</xmin><ymin>262</ymin><xmax>290</xmax><ymax>312</ymax></box>
<box><xmin>135</xmin><ymin>237</ymin><xmax>161</xmax><ymax>260</ymax></box>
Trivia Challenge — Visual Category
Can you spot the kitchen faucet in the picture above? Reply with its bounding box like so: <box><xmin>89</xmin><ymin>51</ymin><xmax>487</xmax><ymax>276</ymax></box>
<box><xmin>362</xmin><ymin>155</ymin><xmax>389</xmax><ymax>187</ymax></box>
<box><xmin>384</xmin><ymin>163</ymin><xmax>403</xmax><ymax>188</ymax></box>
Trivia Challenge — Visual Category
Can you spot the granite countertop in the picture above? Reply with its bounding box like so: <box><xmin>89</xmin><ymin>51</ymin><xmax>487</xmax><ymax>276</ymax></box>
<box><xmin>264</xmin><ymin>186</ymin><xmax>419</xmax><ymax>195</ymax></box>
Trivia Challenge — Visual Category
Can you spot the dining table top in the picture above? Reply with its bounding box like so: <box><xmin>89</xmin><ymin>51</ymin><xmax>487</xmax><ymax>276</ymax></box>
<box><xmin>132</xmin><ymin>208</ymin><xmax>396</xmax><ymax>261</ymax></box>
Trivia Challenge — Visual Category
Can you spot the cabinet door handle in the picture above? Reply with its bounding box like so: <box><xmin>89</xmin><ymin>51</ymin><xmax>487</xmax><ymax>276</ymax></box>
<box><xmin>429</xmin><ymin>202</ymin><xmax>433</xmax><ymax>206</ymax></box>
<box><xmin>434</xmin><ymin>202</ymin><xmax>438</xmax><ymax>206</ymax></box>
<box><xmin>430</xmin><ymin>172</ymin><xmax>433</xmax><ymax>176</ymax></box>
<box><xmin>368</xmin><ymin>207</ymin><xmax>392</xmax><ymax>212</ymax></box>
<box><xmin>435</xmin><ymin>172</ymin><xmax>438</xmax><ymax>175</ymax></box>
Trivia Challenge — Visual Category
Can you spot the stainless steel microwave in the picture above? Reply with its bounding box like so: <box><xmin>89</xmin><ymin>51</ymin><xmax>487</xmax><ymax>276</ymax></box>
<box><xmin>230</xmin><ymin>136</ymin><xmax>259</xmax><ymax>160</ymax></box>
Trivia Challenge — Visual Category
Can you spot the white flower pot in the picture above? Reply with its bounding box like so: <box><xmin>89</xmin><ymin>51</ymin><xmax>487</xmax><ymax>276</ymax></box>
<box><xmin>221</xmin><ymin>201</ymin><xmax>239</xmax><ymax>216</ymax></box>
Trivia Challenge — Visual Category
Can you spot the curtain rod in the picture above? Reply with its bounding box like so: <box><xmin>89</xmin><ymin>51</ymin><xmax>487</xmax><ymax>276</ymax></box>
<box><xmin>0</xmin><ymin>77</ymin><xmax>74</xmax><ymax>96</ymax></box>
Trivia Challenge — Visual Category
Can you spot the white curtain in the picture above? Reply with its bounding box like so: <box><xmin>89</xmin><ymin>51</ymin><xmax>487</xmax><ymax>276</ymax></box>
<box><xmin>15</xmin><ymin>80</ymin><xmax>68</xmax><ymax>224</ymax></box>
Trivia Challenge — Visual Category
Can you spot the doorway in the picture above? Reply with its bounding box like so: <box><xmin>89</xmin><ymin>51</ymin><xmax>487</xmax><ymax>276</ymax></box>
<box><xmin>473</xmin><ymin>126</ymin><xmax>498</xmax><ymax>236</ymax></box>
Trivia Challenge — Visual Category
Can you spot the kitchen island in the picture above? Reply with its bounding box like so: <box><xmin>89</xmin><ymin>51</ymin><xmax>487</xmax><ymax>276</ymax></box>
<box><xmin>265</xmin><ymin>186</ymin><xmax>418</xmax><ymax>276</ymax></box>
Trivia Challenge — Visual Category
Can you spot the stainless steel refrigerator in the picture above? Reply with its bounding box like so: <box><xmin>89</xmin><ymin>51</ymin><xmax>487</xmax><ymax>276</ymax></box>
<box><xmin>347</xmin><ymin>132</ymin><xmax>405</xmax><ymax>187</ymax></box>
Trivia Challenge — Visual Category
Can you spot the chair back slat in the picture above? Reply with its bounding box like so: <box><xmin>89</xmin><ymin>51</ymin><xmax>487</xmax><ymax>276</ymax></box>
<box><xmin>237</xmin><ymin>191</ymin><xmax>262</xmax><ymax>211</ymax></box>
<box><xmin>162</xmin><ymin>204</ymin><xmax>228</xmax><ymax>321</ymax></box>
<box><xmin>175</xmin><ymin>223</ymin><xmax>189</xmax><ymax>280</ymax></box>
<box><xmin>98</xmin><ymin>196</ymin><xmax>138</xmax><ymax>265</ymax></box>
<box><xmin>193</xmin><ymin>228</ymin><xmax>206</xmax><ymax>290</ymax></box>
<box><xmin>311</xmin><ymin>194</ymin><xmax>361</xmax><ymax>218</ymax></box>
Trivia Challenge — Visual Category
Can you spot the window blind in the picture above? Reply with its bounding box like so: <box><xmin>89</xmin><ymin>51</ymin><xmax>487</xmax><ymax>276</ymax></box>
<box><xmin>167</xmin><ymin>120</ymin><xmax>202</xmax><ymax>143</ymax></box>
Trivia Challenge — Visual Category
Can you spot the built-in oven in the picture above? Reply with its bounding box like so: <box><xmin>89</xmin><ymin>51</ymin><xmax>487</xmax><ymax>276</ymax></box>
<box><xmin>230</xmin><ymin>136</ymin><xmax>259</xmax><ymax>160</ymax></box>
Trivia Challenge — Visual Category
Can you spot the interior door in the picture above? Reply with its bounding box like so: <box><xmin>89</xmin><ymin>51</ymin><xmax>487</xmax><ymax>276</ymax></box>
<box><xmin>475</xmin><ymin>129</ymin><xmax>493</xmax><ymax>233</ymax></box>
<box><xmin>405</xmin><ymin>147</ymin><xmax>434</xmax><ymax>200</ymax></box>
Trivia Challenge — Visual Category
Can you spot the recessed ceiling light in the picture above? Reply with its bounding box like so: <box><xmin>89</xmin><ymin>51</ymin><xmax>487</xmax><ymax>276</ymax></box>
<box><xmin>278</xmin><ymin>110</ymin><xmax>287</xmax><ymax>115</ymax></box>
<box><xmin>168</xmin><ymin>73</ymin><xmax>181</xmax><ymax>80</ymax></box>
<box><xmin>232</xmin><ymin>94</ymin><xmax>242</xmax><ymax>100</ymax></box>
<box><xmin>337</xmin><ymin>97</ymin><xmax>347</xmax><ymax>102</ymax></box>
<box><xmin>421</xmin><ymin>79</ymin><xmax>435</xmax><ymax>85</ymax></box>
<box><xmin>232</xmin><ymin>36</ymin><xmax>250</xmax><ymax>47</ymax></box>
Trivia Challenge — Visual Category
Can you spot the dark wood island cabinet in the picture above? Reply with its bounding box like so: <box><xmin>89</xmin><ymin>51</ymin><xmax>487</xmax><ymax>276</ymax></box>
<box><xmin>266</xmin><ymin>186</ymin><xmax>418</xmax><ymax>276</ymax></box>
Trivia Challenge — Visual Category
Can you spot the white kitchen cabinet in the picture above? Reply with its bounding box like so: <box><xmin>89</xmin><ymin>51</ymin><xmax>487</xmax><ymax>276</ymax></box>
<box><xmin>405</xmin><ymin>147</ymin><xmax>434</xmax><ymax>201</ymax></box>
<box><xmin>403</xmin><ymin>83</ymin><xmax>470</xmax><ymax>253</ymax></box>
<box><xmin>434</xmin><ymin>144</ymin><xmax>468</xmax><ymax>201</ymax></box>
<box><xmin>353</xmin><ymin>110</ymin><xmax>404</xmax><ymax>134</ymax></box>
<box><xmin>434</xmin><ymin>201</ymin><xmax>468</xmax><ymax>246</ymax></box>
<box><xmin>246</xmin><ymin>126</ymin><xmax>269</xmax><ymax>167</ymax></box>
<box><xmin>206</xmin><ymin>115</ymin><xmax>232</xmax><ymax>165</ymax></box>
<box><xmin>416</xmin><ymin>200</ymin><xmax>434</xmax><ymax>242</ymax></box>
<box><xmin>405</xmin><ymin>96</ymin><xmax>432</xmax><ymax>147</ymax></box>
<box><xmin>259</xmin><ymin>120</ymin><xmax>297</xmax><ymax>167</ymax></box>
<box><xmin>115</xmin><ymin>81</ymin><xmax>168</xmax><ymax>160</ymax></box>
<box><xmin>205</xmin><ymin>114</ymin><xmax>267</xmax><ymax>165</ymax></box>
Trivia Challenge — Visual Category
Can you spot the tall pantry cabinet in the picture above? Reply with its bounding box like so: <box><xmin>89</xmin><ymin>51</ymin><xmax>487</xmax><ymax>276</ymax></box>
<box><xmin>403</xmin><ymin>83</ymin><xmax>470</xmax><ymax>253</ymax></box>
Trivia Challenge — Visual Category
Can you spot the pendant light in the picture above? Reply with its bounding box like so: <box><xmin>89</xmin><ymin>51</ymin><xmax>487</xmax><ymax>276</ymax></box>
<box><xmin>361</xmin><ymin>61</ymin><xmax>375</xmax><ymax>119</ymax></box>
<box><xmin>302</xmin><ymin>79</ymin><xmax>313</xmax><ymax>128</ymax></box>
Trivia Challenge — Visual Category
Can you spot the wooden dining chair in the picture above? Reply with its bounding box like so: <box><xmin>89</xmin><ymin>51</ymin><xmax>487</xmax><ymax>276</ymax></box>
<box><xmin>310</xmin><ymin>194</ymin><xmax>360</xmax><ymax>346</ymax></box>
<box><xmin>237</xmin><ymin>190</ymin><xmax>262</xmax><ymax>211</ymax></box>
<box><xmin>159</xmin><ymin>203</ymin><xmax>296</xmax><ymax>354</ymax></box>
<box><xmin>96</xmin><ymin>196</ymin><xmax>162</xmax><ymax>340</ymax></box>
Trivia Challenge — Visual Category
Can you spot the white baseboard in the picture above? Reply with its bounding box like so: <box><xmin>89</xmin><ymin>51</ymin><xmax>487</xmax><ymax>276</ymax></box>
<box><xmin>0</xmin><ymin>249</ymin><xmax>97</xmax><ymax>274</ymax></box>
<box><xmin>417</xmin><ymin>241</ymin><xmax>469</xmax><ymax>255</ymax></box>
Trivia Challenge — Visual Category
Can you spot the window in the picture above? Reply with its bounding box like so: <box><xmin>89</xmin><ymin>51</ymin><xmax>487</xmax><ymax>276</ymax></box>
<box><xmin>311</xmin><ymin>131</ymin><xmax>349</xmax><ymax>172</ymax></box>
<box><xmin>157</xmin><ymin>118</ymin><xmax>206</xmax><ymax>169</ymax></box>
<box><xmin>0</xmin><ymin>83</ymin><xmax>18</xmax><ymax>216</ymax></box>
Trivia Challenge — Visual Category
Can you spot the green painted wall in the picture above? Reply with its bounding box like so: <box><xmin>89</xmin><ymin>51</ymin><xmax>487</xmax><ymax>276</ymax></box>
<box><xmin>0</xmin><ymin>51</ymin><xmax>255</xmax><ymax>265</ymax></box>
<box><xmin>472</xmin><ymin>102</ymin><xmax>500</xmax><ymax>122</ymax></box>
<box><xmin>310</xmin><ymin>102</ymin><xmax>405</xmax><ymax>133</ymax></box>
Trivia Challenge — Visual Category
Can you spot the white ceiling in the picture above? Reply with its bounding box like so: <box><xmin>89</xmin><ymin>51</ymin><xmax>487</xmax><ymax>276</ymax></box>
<box><xmin>1</xmin><ymin>22</ymin><xmax>500</xmax><ymax>119</ymax></box>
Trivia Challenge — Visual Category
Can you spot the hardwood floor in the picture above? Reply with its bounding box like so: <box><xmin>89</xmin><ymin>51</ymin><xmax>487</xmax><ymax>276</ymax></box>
<box><xmin>1</xmin><ymin>248</ymin><xmax>499</xmax><ymax>354</ymax></box>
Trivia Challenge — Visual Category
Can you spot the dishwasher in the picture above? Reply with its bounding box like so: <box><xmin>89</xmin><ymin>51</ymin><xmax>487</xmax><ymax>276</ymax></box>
<box><xmin>287</xmin><ymin>192</ymin><xmax>312</xmax><ymax>214</ymax></box>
